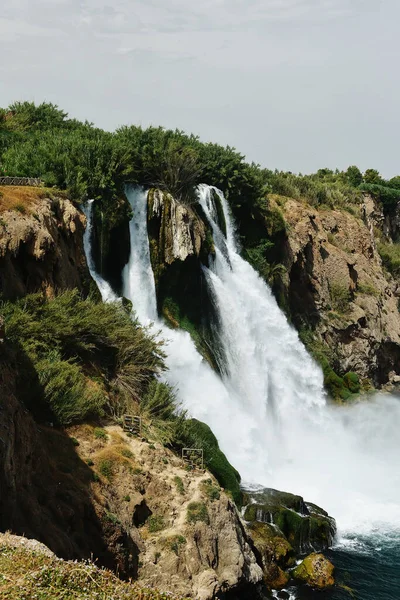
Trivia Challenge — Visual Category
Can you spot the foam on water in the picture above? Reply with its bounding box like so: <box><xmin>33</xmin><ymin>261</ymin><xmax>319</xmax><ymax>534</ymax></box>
<box><xmin>85</xmin><ymin>185</ymin><xmax>400</xmax><ymax>551</ymax></box>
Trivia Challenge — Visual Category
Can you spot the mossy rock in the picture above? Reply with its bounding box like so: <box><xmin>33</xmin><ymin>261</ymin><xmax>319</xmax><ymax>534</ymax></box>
<box><xmin>248</xmin><ymin>522</ymin><xmax>295</xmax><ymax>571</ymax></box>
<box><xmin>293</xmin><ymin>552</ymin><xmax>335</xmax><ymax>589</ymax></box>
<box><xmin>244</xmin><ymin>488</ymin><xmax>336</xmax><ymax>553</ymax></box>
<box><xmin>178</xmin><ymin>419</ymin><xmax>242</xmax><ymax>506</ymax></box>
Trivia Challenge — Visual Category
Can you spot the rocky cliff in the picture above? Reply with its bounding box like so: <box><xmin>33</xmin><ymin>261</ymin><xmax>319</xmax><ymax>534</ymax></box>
<box><xmin>147</xmin><ymin>188</ymin><xmax>217</xmax><ymax>365</ymax></box>
<box><xmin>272</xmin><ymin>194</ymin><xmax>400</xmax><ymax>390</ymax></box>
<box><xmin>0</xmin><ymin>186</ymin><xmax>90</xmax><ymax>299</ymax></box>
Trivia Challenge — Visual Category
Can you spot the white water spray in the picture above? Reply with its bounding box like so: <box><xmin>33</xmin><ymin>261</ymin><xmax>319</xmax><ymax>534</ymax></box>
<box><xmin>85</xmin><ymin>186</ymin><xmax>400</xmax><ymax>548</ymax></box>
<box><xmin>82</xmin><ymin>200</ymin><xmax>117</xmax><ymax>303</ymax></box>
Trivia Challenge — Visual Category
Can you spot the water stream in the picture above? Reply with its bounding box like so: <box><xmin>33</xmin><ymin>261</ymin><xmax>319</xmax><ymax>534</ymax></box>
<box><xmin>85</xmin><ymin>186</ymin><xmax>400</xmax><ymax>599</ymax></box>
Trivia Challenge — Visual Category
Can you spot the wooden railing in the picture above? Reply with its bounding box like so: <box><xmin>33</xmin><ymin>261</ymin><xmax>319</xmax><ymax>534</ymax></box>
<box><xmin>0</xmin><ymin>176</ymin><xmax>43</xmax><ymax>187</ymax></box>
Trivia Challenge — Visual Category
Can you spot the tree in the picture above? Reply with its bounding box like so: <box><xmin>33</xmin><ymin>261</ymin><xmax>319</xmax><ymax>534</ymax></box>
<box><xmin>364</xmin><ymin>168</ymin><xmax>382</xmax><ymax>185</ymax></box>
<box><xmin>345</xmin><ymin>165</ymin><xmax>363</xmax><ymax>187</ymax></box>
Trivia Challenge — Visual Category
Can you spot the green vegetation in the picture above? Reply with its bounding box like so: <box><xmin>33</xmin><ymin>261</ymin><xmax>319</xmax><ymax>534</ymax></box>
<box><xmin>148</xmin><ymin>515</ymin><xmax>166</xmax><ymax>533</ymax></box>
<box><xmin>329</xmin><ymin>281</ymin><xmax>351</xmax><ymax>314</ymax></box>
<box><xmin>169</xmin><ymin>535</ymin><xmax>187</xmax><ymax>555</ymax></box>
<box><xmin>174</xmin><ymin>476</ymin><xmax>185</xmax><ymax>495</ymax></box>
<box><xmin>299</xmin><ymin>328</ymin><xmax>361</xmax><ymax>401</ymax></box>
<box><xmin>140</xmin><ymin>379</ymin><xmax>180</xmax><ymax>446</ymax></box>
<box><xmin>94</xmin><ymin>428</ymin><xmax>108</xmax><ymax>440</ymax></box>
<box><xmin>176</xmin><ymin>419</ymin><xmax>242</xmax><ymax>506</ymax></box>
<box><xmin>1</xmin><ymin>290</ymin><xmax>165</xmax><ymax>425</ymax></box>
<box><xmin>378</xmin><ymin>242</ymin><xmax>400</xmax><ymax>277</ymax></box>
<box><xmin>186</xmin><ymin>502</ymin><xmax>209</xmax><ymax>524</ymax></box>
<box><xmin>0</xmin><ymin>540</ymin><xmax>190</xmax><ymax>600</ymax></box>
<box><xmin>98</xmin><ymin>459</ymin><xmax>113</xmax><ymax>480</ymax></box>
<box><xmin>200</xmin><ymin>479</ymin><xmax>221</xmax><ymax>501</ymax></box>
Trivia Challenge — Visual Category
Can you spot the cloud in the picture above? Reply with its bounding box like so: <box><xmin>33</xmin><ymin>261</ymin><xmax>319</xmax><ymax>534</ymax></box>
<box><xmin>0</xmin><ymin>0</ymin><xmax>398</xmax><ymax>177</ymax></box>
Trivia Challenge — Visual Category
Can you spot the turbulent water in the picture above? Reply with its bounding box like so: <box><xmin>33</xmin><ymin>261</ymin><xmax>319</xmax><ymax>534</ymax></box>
<box><xmin>85</xmin><ymin>186</ymin><xmax>400</xmax><ymax>599</ymax></box>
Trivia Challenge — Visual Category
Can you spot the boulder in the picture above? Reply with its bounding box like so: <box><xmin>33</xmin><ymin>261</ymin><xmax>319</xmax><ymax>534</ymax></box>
<box><xmin>293</xmin><ymin>552</ymin><xmax>335</xmax><ymax>589</ymax></box>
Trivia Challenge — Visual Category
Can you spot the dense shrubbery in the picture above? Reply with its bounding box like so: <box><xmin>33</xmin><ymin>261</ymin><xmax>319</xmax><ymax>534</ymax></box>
<box><xmin>1</xmin><ymin>291</ymin><xmax>165</xmax><ymax>424</ymax></box>
<box><xmin>2</xmin><ymin>290</ymin><xmax>242</xmax><ymax>503</ymax></box>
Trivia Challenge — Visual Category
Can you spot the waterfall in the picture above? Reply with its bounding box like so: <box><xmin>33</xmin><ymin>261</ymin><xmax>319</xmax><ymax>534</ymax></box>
<box><xmin>82</xmin><ymin>200</ymin><xmax>117</xmax><ymax>303</ymax></box>
<box><xmin>85</xmin><ymin>185</ymin><xmax>400</xmax><ymax>548</ymax></box>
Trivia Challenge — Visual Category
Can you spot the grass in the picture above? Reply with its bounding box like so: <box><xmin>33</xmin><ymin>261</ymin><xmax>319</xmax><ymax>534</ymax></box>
<box><xmin>174</xmin><ymin>476</ymin><xmax>185</xmax><ymax>495</ymax></box>
<box><xmin>0</xmin><ymin>185</ymin><xmax>42</xmax><ymax>214</ymax></box>
<box><xmin>169</xmin><ymin>535</ymin><xmax>187</xmax><ymax>555</ymax></box>
<box><xmin>94</xmin><ymin>428</ymin><xmax>107</xmax><ymax>440</ymax></box>
<box><xmin>329</xmin><ymin>281</ymin><xmax>351</xmax><ymax>314</ymax></box>
<box><xmin>148</xmin><ymin>516</ymin><xmax>166</xmax><ymax>533</ymax></box>
<box><xmin>98</xmin><ymin>459</ymin><xmax>113</xmax><ymax>480</ymax></box>
<box><xmin>357</xmin><ymin>282</ymin><xmax>379</xmax><ymax>296</ymax></box>
<box><xmin>1</xmin><ymin>290</ymin><xmax>165</xmax><ymax>425</ymax></box>
<box><xmin>0</xmin><ymin>539</ymin><xmax>189</xmax><ymax>599</ymax></box>
<box><xmin>200</xmin><ymin>479</ymin><xmax>220</xmax><ymax>501</ymax></box>
<box><xmin>186</xmin><ymin>502</ymin><xmax>209</xmax><ymax>525</ymax></box>
<box><xmin>378</xmin><ymin>242</ymin><xmax>400</xmax><ymax>278</ymax></box>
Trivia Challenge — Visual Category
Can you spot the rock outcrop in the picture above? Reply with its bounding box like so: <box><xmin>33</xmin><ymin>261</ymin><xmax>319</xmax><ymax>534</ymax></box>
<box><xmin>0</xmin><ymin>189</ymin><xmax>90</xmax><ymax>299</ymax></box>
<box><xmin>244</xmin><ymin>488</ymin><xmax>336</xmax><ymax>555</ymax></box>
<box><xmin>293</xmin><ymin>552</ymin><xmax>335</xmax><ymax>589</ymax></box>
<box><xmin>275</xmin><ymin>195</ymin><xmax>400</xmax><ymax>388</ymax></box>
<box><xmin>147</xmin><ymin>188</ymin><xmax>217</xmax><ymax>366</ymax></box>
<box><xmin>69</xmin><ymin>424</ymin><xmax>263</xmax><ymax>600</ymax></box>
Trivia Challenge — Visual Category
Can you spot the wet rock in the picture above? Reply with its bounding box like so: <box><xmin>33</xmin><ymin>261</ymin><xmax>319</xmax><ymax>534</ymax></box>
<box><xmin>293</xmin><ymin>552</ymin><xmax>335</xmax><ymax>589</ymax></box>
<box><xmin>244</xmin><ymin>488</ymin><xmax>336</xmax><ymax>554</ymax></box>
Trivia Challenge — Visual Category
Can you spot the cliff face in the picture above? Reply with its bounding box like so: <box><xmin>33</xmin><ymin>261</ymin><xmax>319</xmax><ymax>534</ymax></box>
<box><xmin>0</xmin><ymin>188</ymin><xmax>90</xmax><ymax>299</ymax></box>
<box><xmin>0</xmin><ymin>349</ymin><xmax>139</xmax><ymax>576</ymax></box>
<box><xmin>275</xmin><ymin>194</ymin><xmax>400</xmax><ymax>388</ymax></box>
<box><xmin>147</xmin><ymin>189</ymin><xmax>217</xmax><ymax>365</ymax></box>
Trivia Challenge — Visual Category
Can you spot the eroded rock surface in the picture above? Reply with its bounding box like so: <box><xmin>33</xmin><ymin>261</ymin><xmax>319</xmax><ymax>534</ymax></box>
<box><xmin>277</xmin><ymin>195</ymin><xmax>400</xmax><ymax>387</ymax></box>
<box><xmin>0</xmin><ymin>194</ymin><xmax>90</xmax><ymax>299</ymax></box>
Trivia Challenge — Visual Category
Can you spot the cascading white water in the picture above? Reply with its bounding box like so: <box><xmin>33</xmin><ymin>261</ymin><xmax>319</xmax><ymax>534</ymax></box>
<box><xmin>196</xmin><ymin>185</ymin><xmax>400</xmax><ymax>545</ymax></box>
<box><xmin>82</xmin><ymin>199</ymin><xmax>117</xmax><ymax>303</ymax></box>
<box><xmin>85</xmin><ymin>185</ymin><xmax>400</xmax><ymax>552</ymax></box>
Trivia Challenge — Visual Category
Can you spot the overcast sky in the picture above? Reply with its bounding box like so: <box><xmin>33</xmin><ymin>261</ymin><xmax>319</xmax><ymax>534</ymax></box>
<box><xmin>1</xmin><ymin>0</ymin><xmax>399</xmax><ymax>176</ymax></box>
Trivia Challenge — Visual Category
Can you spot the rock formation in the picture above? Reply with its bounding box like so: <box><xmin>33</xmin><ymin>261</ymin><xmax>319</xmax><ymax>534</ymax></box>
<box><xmin>274</xmin><ymin>194</ymin><xmax>400</xmax><ymax>388</ymax></box>
<box><xmin>0</xmin><ymin>191</ymin><xmax>90</xmax><ymax>299</ymax></box>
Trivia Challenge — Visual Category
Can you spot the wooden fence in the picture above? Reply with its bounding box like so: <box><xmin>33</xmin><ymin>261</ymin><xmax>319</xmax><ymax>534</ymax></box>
<box><xmin>0</xmin><ymin>177</ymin><xmax>43</xmax><ymax>187</ymax></box>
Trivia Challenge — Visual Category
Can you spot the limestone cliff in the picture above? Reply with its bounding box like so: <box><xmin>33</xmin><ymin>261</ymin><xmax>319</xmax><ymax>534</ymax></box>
<box><xmin>147</xmin><ymin>188</ymin><xmax>217</xmax><ymax>365</ymax></box>
<box><xmin>0</xmin><ymin>187</ymin><xmax>90</xmax><ymax>299</ymax></box>
<box><xmin>273</xmin><ymin>194</ymin><xmax>400</xmax><ymax>389</ymax></box>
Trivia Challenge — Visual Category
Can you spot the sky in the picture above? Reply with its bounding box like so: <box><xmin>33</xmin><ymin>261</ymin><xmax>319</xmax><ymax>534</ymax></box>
<box><xmin>1</xmin><ymin>0</ymin><xmax>399</xmax><ymax>176</ymax></box>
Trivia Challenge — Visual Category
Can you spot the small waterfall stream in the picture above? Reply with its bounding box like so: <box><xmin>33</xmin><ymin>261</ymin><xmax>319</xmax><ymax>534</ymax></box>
<box><xmin>84</xmin><ymin>185</ymin><xmax>400</xmax><ymax>555</ymax></box>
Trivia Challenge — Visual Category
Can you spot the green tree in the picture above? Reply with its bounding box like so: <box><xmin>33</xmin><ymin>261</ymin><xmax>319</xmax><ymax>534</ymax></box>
<box><xmin>345</xmin><ymin>165</ymin><xmax>363</xmax><ymax>187</ymax></box>
<box><xmin>364</xmin><ymin>168</ymin><xmax>383</xmax><ymax>184</ymax></box>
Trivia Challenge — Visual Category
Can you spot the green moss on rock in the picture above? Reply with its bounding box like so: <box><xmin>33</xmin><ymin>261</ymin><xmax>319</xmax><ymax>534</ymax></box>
<box><xmin>178</xmin><ymin>419</ymin><xmax>242</xmax><ymax>506</ymax></box>
<box><xmin>293</xmin><ymin>552</ymin><xmax>335</xmax><ymax>589</ymax></box>
<box><xmin>244</xmin><ymin>488</ymin><xmax>336</xmax><ymax>553</ymax></box>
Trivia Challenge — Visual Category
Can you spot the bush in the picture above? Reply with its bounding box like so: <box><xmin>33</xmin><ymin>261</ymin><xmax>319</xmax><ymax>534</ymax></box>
<box><xmin>186</xmin><ymin>502</ymin><xmax>209</xmax><ymax>524</ymax></box>
<box><xmin>98</xmin><ymin>459</ymin><xmax>113</xmax><ymax>479</ymax></box>
<box><xmin>170</xmin><ymin>535</ymin><xmax>187</xmax><ymax>555</ymax></box>
<box><xmin>378</xmin><ymin>243</ymin><xmax>400</xmax><ymax>277</ymax></box>
<box><xmin>343</xmin><ymin>372</ymin><xmax>360</xmax><ymax>394</ymax></box>
<box><xmin>329</xmin><ymin>282</ymin><xmax>351</xmax><ymax>314</ymax></box>
<box><xmin>175</xmin><ymin>419</ymin><xmax>242</xmax><ymax>506</ymax></box>
<box><xmin>148</xmin><ymin>516</ymin><xmax>166</xmax><ymax>533</ymax></box>
<box><xmin>1</xmin><ymin>291</ymin><xmax>165</xmax><ymax>424</ymax></box>
<box><xmin>201</xmin><ymin>479</ymin><xmax>220</xmax><ymax>501</ymax></box>
<box><xmin>94</xmin><ymin>428</ymin><xmax>107</xmax><ymax>440</ymax></box>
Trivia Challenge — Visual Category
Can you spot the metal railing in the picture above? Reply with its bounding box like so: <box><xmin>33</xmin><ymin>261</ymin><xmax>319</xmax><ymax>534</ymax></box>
<box><xmin>0</xmin><ymin>177</ymin><xmax>42</xmax><ymax>187</ymax></box>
